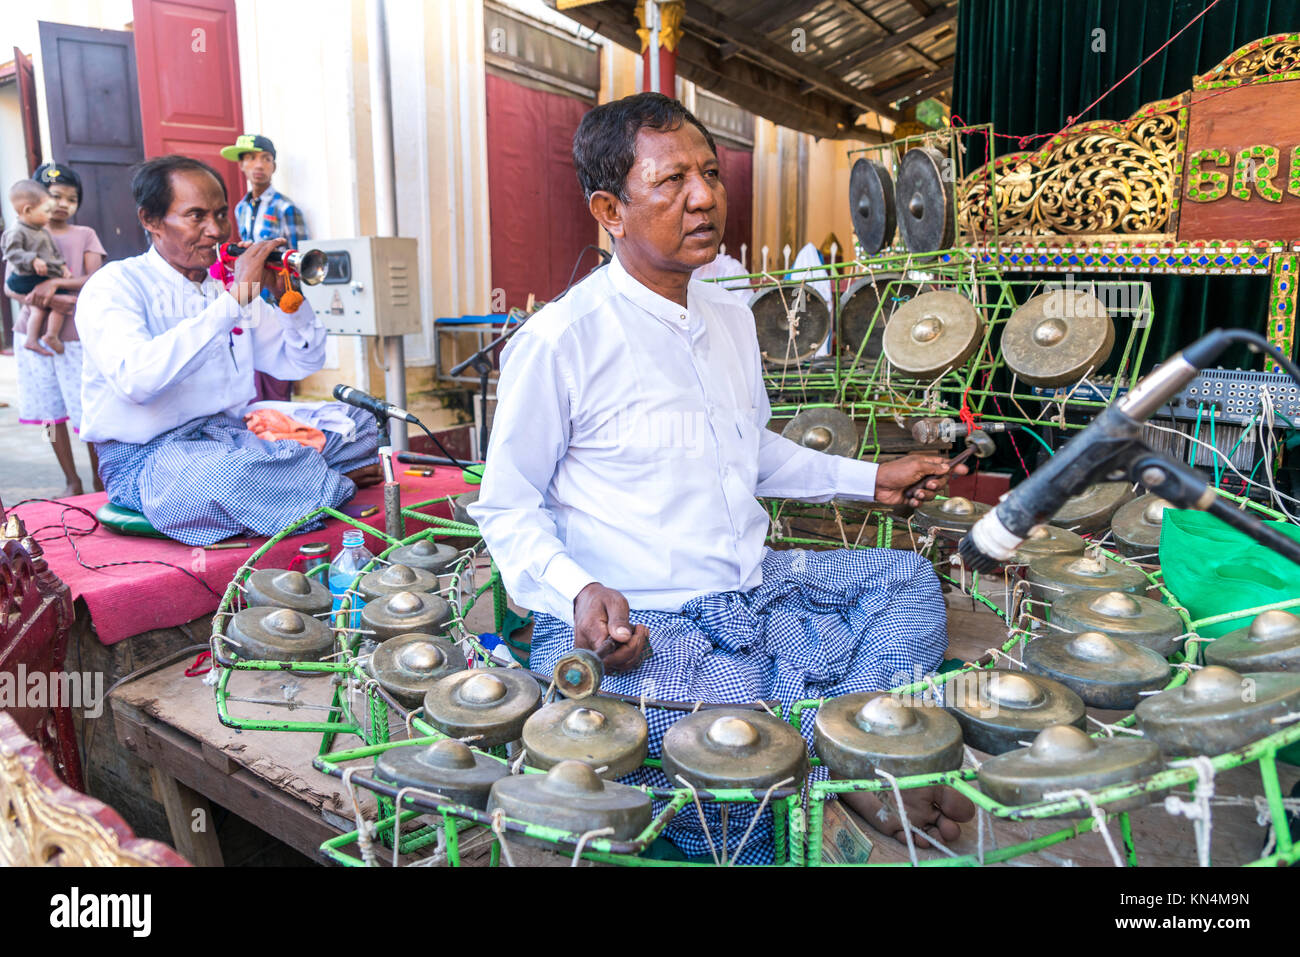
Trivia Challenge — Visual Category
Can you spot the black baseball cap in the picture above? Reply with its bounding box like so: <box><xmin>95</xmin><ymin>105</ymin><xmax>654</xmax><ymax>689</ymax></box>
<box><xmin>220</xmin><ymin>133</ymin><xmax>276</xmax><ymax>162</ymax></box>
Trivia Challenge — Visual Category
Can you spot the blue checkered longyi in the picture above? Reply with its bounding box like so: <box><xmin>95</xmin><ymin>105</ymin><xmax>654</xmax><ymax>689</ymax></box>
<box><xmin>530</xmin><ymin>545</ymin><xmax>948</xmax><ymax>865</ymax></box>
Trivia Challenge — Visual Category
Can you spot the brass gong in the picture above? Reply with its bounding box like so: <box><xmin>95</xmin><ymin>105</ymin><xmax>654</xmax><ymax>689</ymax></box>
<box><xmin>849</xmin><ymin>158</ymin><xmax>896</xmax><ymax>255</ymax></box>
<box><xmin>977</xmin><ymin>725</ymin><xmax>1163</xmax><ymax>817</ymax></box>
<box><xmin>895</xmin><ymin>146</ymin><xmax>956</xmax><ymax>253</ymax></box>
<box><xmin>244</xmin><ymin>567</ymin><xmax>333</xmax><ymax>616</ymax></box>
<box><xmin>368</xmin><ymin>632</ymin><xmax>467</xmax><ymax>708</ymax></box>
<box><xmin>224</xmin><ymin>606</ymin><xmax>335</xmax><ymax>662</ymax></box>
<box><xmin>780</xmin><ymin>408</ymin><xmax>860</xmax><ymax>458</ymax></box>
<box><xmin>838</xmin><ymin>275</ymin><xmax>931</xmax><ymax>360</ymax></box>
<box><xmin>814</xmin><ymin>693</ymin><xmax>964</xmax><ymax>780</ymax></box>
<box><xmin>387</xmin><ymin>538</ymin><xmax>460</xmax><ymax>574</ymax></box>
<box><xmin>1010</xmin><ymin>524</ymin><xmax>1088</xmax><ymax>566</ymax></box>
<box><xmin>422</xmin><ymin>668</ymin><xmax>542</xmax><ymax>746</ymax></box>
<box><xmin>360</xmin><ymin>589</ymin><xmax>452</xmax><ymax>641</ymax></box>
<box><xmin>1111</xmin><ymin>494</ymin><xmax>1170</xmax><ymax>558</ymax></box>
<box><xmin>1048</xmin><ymin>482</ymin><xmax>1135</xmax><ymax>534</ymax></box>
<box><xmin>1023</xmin><ymin>631</ymin><xmax>1171</xmax><ymax>710</ymax></box>
<box><xmin>452</xmin><ymin>490</ymin><xmax>479</xmax><ymax>527</ymax></box>
<box><xmin>1204</xmin><ymin>610</ymin><xmax>1300</xmax><ymax>673</ymax></box>
<box><xmin>1000</xmin><ymin>290</ymin><xmax>1116</xmax><ymax>387</ymax></box>
<box><xmin>882</xmin><ymin>291</ymin><xmax>984</xmax><ymax>379</ymax></box>
<box><xmin>357</xmin><ymin>563</ymin><xmax>441</xmax><ymax>602</ymax></box>
<box><xmin>487</xmin><ymin>760</ymin><xmax>653</xmax><ymax>844</ymax></box>
<box><xmin>914</xmin><ymin>496</ymin><xmax>991</xmax><ymax>540</ymax></box>
<box><xmin>943</xmin><ymin>670</ymin><xmax>1087</xmax><ymax>755</ymax></box>
<box><xmin>1050</xmin><ymin>590</ymin><xmax>1185</xmax><ymax>658</ymax></box>
<box><xmin>373</xmin><ymin>738</ymin><xmax>507</xmax><ymax>809</ymax></box>
<box><xmin>751</xmin><ymin>284</ymin><xmax>832</xmax><ymax>367</ymax></box>
<box><xmin>1025</xmin><ymin>554</ymin><xmax>1148</xmax><ymax>606</ymax></box>
<box><xmin>1136</xmin><ymin>665</ymin><xmax>1300</xmax><ymax>757</ymax></box>
<box><xmin>661</xmin><ymin>709</ymin><xmax>809</xmax><ymax>790</ymax></box>
<box><xmin>522</xmin><ymin>697</ymin><xmax>649</xmax><ymax>779</ymax></box>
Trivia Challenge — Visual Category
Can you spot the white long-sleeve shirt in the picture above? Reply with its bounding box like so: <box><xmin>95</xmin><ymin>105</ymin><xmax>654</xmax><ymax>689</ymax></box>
<box><xmin>469</xmin><ymin>254</ymin><xmax>879</xmax><ymax>625</ymax></box>
<box><xmin>78</xmin><ymin>246</ymin><xmax>327</xmax><ymax>444</ymax></box>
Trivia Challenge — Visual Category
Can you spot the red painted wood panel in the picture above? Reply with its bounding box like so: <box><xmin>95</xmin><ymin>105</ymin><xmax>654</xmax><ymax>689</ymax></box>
<box><xmin>716</xmin><ymin>140</ymin><xmax>753</xmax><ymax>267</ymax></box>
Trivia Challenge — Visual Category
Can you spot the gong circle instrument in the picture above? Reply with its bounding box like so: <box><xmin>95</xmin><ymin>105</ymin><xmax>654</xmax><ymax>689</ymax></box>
<box><xmin>1135</xmin><ymin>665</ymin><xmax>1300</xmax><ymax>756</ymax></box>
<box><xmin>814</xmin><ymin>693</ymin><xmax>964</xmax><ymax>780</ymax></box>
<box><xmin>780</xmin><ymin>408</ymin><xmax>860</xmax><ymax>458</ymax></box>
<box><xmin>373</xmin><ymin>738</ymin><xmax>507</xmax><ymax>809</ymax></box>
<box><xmin>224</xmin><ymin>606</ymin><xmax>335</xmax><ymax>662</ymax></box>
<box><xmin>1024</xmin><ymin>554</ymin><xmax>1148</xmax><ymax>606</ymax></box>
<box><xmin>1010</xmin><ymin>524</ymin><xmax>1087</xmax><ymax>566</ymax></box>
<box><xmin>357</xmin><ymin>563</ymin><xmax>441</xmax><ymax>602</ymax></box>
<box><xmin>849</xmin><ymin>158</ymin><xmax>896</xmax><ymax>255</ymax></box>
<box><xmin>1048</xmin><ymin>482</ymin><xmax>1134</xmax><ymax>534</ymax></box>
<box><xmin>452</xmin><ymin>491</ymin><xmax>479</xmax><ymax>527</ymax></box>
<box><xmin>360</xmin><ymin>589</ymin><xmax>452</xmax><ymax>641</ymax></box>
<box><xmin>1049</xmin><ymin>590</ymin><xmax>1185</xmax><ymax>658</ymax></box>
<box><xmin>882</xmin><ymin>290</ymin><xmax>984</xmax><ymax>379</ymax></box>
<box><xmin>1000</xmin><ymin>290</ymin><xmax>1116</xmax><ymax>387</ymax></box>
<box><xmin>1023</xmin><ymin>631</ymin><xmax>1171</xmax><ymax>710</ymax></box>
<box><xmin>751</xmin><ymin>284</ymin><xmax>831</xmax><ymax>366</ymax></box>
<box><xmin>977</xmin><ymin>724</ymin><xmax>1163</xmax><ymax>817</ymax></box>
<box><xmin>839</xmin><ymin>275</ymin><xmax>932</xmax><ymax>360</ymax></box>
<box><xmin>386</xmin><ymin>538</ymin><xmax>460</xmax><ymax>574</ymax></box>
<box><xmin>913</xmin><ymin>496</ymin><xmax>991</xmax><ymax>540</ymax></box>
<box><xmin>1204</xmin><ymin>610</ymin><xmax>1300</xmax><ymax>672</ymax></box>
<box><xmin>368</xmin><ymin>632</ymin><xmax>467</xmax><ymax>708</ymax></box>
<box><xmin>522</xmin><ymin>697</ymin><xmax>649</xmax><ymax>779</ymax></box>
<box><xmin>943</xmin><ymin>670</ymin><xmax>1087</xmax><ymax>755</ymax></box>
<box><xmin>661</xmin><ymin>709</ymin><xmax>809</xmax><ymax>790</ymax></box>
<box><xmin>895</xmin><ymin>146</ymin><xmax>956</xmax><ymax>253</ymax></box>
<box><xmin>244</xmin><ymin>568</ymin><xmax>333</xmax><ymax>616</ymax></box>
<box><xmin>1110</xmin><ymin>494</ymin><xmax>1170</xmax><ymax>557</ymax></box>
<box><xmin>487</xmin><ymin>759</ymin><xmax>653</xmax><ymax>844</ymax></box>
<box><xmin>422</xmin><ymin>668</ymin><xmax>542</xmax><ymax>746</ymax></box>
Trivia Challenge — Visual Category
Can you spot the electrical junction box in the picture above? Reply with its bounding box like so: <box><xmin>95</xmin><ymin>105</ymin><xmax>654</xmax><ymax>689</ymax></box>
<box><xmin>297</xmin><ymin>237</ymin><xmax>422</xmax><ymax>338</ymax></box>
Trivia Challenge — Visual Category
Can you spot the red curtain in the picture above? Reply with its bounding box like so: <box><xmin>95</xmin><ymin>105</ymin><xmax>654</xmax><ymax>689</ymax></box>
<box><xmin>716</xmin><ymin>141</ymin><xmax>752</xmax><ymax>268</ymax></box>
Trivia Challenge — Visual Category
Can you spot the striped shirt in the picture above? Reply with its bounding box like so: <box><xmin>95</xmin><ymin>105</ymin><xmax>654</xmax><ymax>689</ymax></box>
<box><xmin>236</xmin><ymin>187</ymin><xmax>308</xmax><ymax>247</ymax></box>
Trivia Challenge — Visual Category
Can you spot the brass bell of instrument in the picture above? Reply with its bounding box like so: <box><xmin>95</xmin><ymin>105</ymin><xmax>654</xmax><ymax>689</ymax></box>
<box><xmin>1024</xmin><ymin>554</ymin><xmax>1148</xmax><ymax>606</ymax></box>
<box><xmin>422</xmin><ymin>668</ymin><xmax>542</xmax><ymax>747</ymax></box>
<box><xmin>224</xmin><ymin>606</ymin><xmax>335</xmax><ymax>662</ymax></box>
<box><xmin>977</xmin><ymin>724</ymin><xmax>1163</xmax><ymax>817</ymax></box>
<box><xmin>1050</xmin><ymin>590</ymin><xmax>1185</xmax><ymax>658</ymax></box>
<box><xmin>1111</xmin><ymin>494</ymin><xmax>1170</xmax><ymax>558</ymax></box>
<box><xmin>914</xmin><ymin>496</ymin><xmax>991</xmax><ymax>541</ymax></box>
<box><xmin>1204</xmin><ymin>610</ymin><xmax>1300</xmax><ymax>672</ymax></box>
<box><xmin>357</xmin><ymin>563</ymin><xmax>441</xmax><ymax>602</ymax></box>
<box><xmin>1010</xmin><ymin>524</ymin><xmax>1087</xmax><ymax>566</ymax></box>
<box><xmin>1023</xmin><ymin>631</ymin><xmax>1171</xmax><ymax>710</ymax></box>
<box><xmin>522</xmin><ymin>697</ymin><xmax>649</xmax><ymax>779</ymax></box>
<box><xmin>943</xmin><ymin>669</ymin><xmax>1086</xmax><ymax>755</ymax></box>
<box><xmin>244</xmin><ymin>567</ymin><xmax>333</xmax><ymax>616</ymax></box>
<box><xmin>373</xmin><ymin>738</ymin><xmax>508</xmax><ymax>809</ymax></box>
<box><xmin>387</xmin><ymin>538</ymin><xmax>460</xmax><ymax>574</ymax></box>
<box><xmin>814</xmin><ymin>692</ymin><xmax>964</xmax><ymax>780</ymax></box>
<box><xmin>360</xmin><ymin>589</ymin><xmax>452</xmax><ymax>641</ymax></box>
<box><xmin>780</xmin><ymin>408</ymin><xmax>860</xmax><ymax>458</ymax></box>
<box><xmin>1136</xmin><ymin>665</ymin><xmax>1300</xmax><ymax>756</ymax></box>
<box><xmin>487</xmin><ymin>759</ymin><xmax>653</xmax><ymax>845</ymax></box>
<box><xmin>1000</xmin><ymin>290</ymin><xmax>1115</xmax><ymax>388</ymax></box>
<box><xmin>661</xmin><ymin>709</ymin><xmax>809</xmax><ymax>790</ymax></box>
<box><xmin>368</xmin><ymin>632</ymin><xmax>467</xmax><ymax>708</ymax></box>
<box><xmin>452</xmin><ymin>491</ymin><xmax>479</xmax><ymax>528</ymax></box>
<box><xmin>1048</xmin><ymin>482</ymin><xmax>1134</xmax><ymax>535</ymax></box>
<box><xmin>882</xmin><ymin>291</ymin><xmax>984</xmax><ymax>379</ymax></box>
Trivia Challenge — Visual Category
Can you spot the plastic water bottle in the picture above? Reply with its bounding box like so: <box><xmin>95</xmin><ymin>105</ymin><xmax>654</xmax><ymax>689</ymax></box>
<box><xmin>329</xmin><ymin>529</ymin><xmax>374</xmax><ymax>630</ymax></box>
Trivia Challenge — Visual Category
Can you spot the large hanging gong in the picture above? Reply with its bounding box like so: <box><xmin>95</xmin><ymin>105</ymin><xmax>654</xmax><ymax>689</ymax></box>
<box><xmin>814</xmin><ymin>693</ymin><xmax>964</xmax><ymax>780</ymax></box>
<box><xmin>244</xmin><ymin>568</ymin><xmax>333</xmax><ymax>616</ymax></box>
<box><xmin>224</xmin><ymin>607</ymin><xmax>335</xmax><ymax>662</ymax></box>
<box><xmin>943</xmin><ymin>670</ymin><xmax>1086</xmax><ymax>755</ymax></box>
<box><xmin>487</xmin><ymin>760</ymin><xmax>653</xmax><ymax>844</ymax></box>
<box><xmin>360</xmin><ymin>589</ymin><xmax>452</xmax><ymax>641</ymax></box>
<box><xmin>1023</xmin><ymin>631</ymin><xmax>1171</xmax><ymax>710</ymax></box>
<box><xmin>1136</xmin><ymin>665</ymin><xmax>1300</xmax><ymax>756</ymax></box>
<box><xmin>1001</xmin><ymin>290</ymin><xmax>1116</xmax><ymax>387</ymax></box>
<box><xmin>522</xmin><ymin>697</ymin><xmax>649</xmax><ymax>779</ymax></box>
<box><xmin>780</xmin><ymin>408</ymin><xmax>860</xmax><ymax>458</ymax></box>
<box><xmin>882</xmin><ymin>291</ymin><xmax>984</xmax><ymax>379</ymax></box>
<box><xmin>1204</xmin><ymin>610</ymin><xmax>1300</xmax><ymax>672</ymax></box>
<box><xmin>1050</xmin><ymin>590</ymin><xmax>1185</xmax><ymax>658</ymax></box>
<box><xmin>422</xmin><ymin>668</ymin><xmax>542</xmax><ymax>746</ymax></box>
<box><xmin>368</xmin><ymin>632</ymin><xmax>467</xmax><ymax>708</ymax></box>
<box><xmin>661</xmin><ymin>709</ymin><xmax>809</xmax><ymax>790</ymax></box>
<box><xmin>751</xmin><ymin>284</ymin><xmax>831</xmax><ymax>367</ymax></box>
<box><xmin>914</xmin><ymin>496</ymin><xmax>991</xmax><ymax>540</ymax></box>
<box><xmin>1025</xmin><ymin>554</ymin><xmax>1148</xmax><ymax>606</ymax></box>
<box><xmin>977</xmin><ymin>725</ymin><xmax>1163</xmax><ymax>817</ymax></box>
<box><xmin>1048</xmin><ymin>482</ymin><xmax>1135</xmax><ymax>534</ymax></box>
<box><xmin>1011</xmin><ymin>524</ymin><xmax>1087</xmax><ymax>566</ymax></box>
<box><xmin>895</xmin><ymin>146</ymin><xmax>956</xmax><ymax>253</ymax></box>
<box><xmin>373</xmin><ymin>738</ymin><xmax>507</xmax><ymax>809</ymax></box>
<box><xmin>1111</xmin><ymin>494</ymin><xmax>1170</xmax><ymax>557</ymax></box>
<box><xmin>849</xmin><ymin>158</ymin><xmax>896</xmax><ymax>255</ymax></box>
<box><xmin>357</xmin><ymin>563</ymin><xmax>441</xmax><ymax>602</ymax></box>
<box><xmin>839</xmin><ymin>275</ymin><xmax>931</xmax><ymax>361</ymax></box>
<box><xmin>387</xmin><ymin>538</ymin><xmax>460</xmax><ymax>575</ymax></box>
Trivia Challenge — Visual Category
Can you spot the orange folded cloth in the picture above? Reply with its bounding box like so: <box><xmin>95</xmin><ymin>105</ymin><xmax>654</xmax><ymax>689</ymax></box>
<box><xmin>243</xmin><ymin>408</ymin><xmax>326</xmax><ymax>452</ymax></box>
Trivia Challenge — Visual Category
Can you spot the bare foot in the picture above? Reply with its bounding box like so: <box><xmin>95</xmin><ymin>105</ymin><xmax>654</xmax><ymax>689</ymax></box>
<box><xmin>345</xmin><ymin>463</ymin><xmax>384</xmax><ymax>488</ymax></box>
<box><xmin>41</xmin><ymin>334</ymin><xmax>64</xmax><ymax>354</ymax></box>
<box><xmin>62</xmin><ymin>481</ymin><xmax>84</xmax><ymax>498</ymax></box>
<box><xmin>25</xmin><ymin>339</ymin><xmax>53</xmax><ymax>356</ymax></box>
<box><xmin>840</xmin><ymin>784</ymin><xmax>976</xmax><ymax>850</ymax></box>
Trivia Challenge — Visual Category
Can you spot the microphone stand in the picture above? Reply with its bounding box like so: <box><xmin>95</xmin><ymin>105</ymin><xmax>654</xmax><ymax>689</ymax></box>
<box><xmin>370</xmin><ymin>414</ymin><xmax>404</xmax><ymax>540</ymax></box>
<box><xmin>449</xmin><ymin>318</ymin><xmax>530</xmax><ymax>457</ymax></box>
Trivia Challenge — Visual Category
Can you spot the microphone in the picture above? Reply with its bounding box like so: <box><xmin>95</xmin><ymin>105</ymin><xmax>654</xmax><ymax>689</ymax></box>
<box><xmin>332</xmin><ymin>384</ymin><xmax>417</xmax><ymax>424</ymax></box>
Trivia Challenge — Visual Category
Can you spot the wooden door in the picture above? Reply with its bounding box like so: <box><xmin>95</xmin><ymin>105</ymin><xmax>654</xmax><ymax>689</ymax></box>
<box><xmin>38</xmin><ymin>22</ymin><xmax>147</xmax><ymax>262</ymax></box>
<box><xmin>132</xmin><ymin>0</ymin><xmax>244</xmax><ymax>217</ymax></box>
<box><xmin>13</xmin><ymin>48</ymin><xmax>42</xmax><ymax>176</ymax></box>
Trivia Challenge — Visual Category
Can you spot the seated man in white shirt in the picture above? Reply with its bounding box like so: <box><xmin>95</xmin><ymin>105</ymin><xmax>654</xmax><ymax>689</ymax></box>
<box><xmin>470</xmin><ymin>93</ymin><xmax>974</xmax><ymax>861</ymax></box>
<box><xmin>77</xmin><ymin>155</ymin><xmax>380</xmax><ymax>546</ymax></box>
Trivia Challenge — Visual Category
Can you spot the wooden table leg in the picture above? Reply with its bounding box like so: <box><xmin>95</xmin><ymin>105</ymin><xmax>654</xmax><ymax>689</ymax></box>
<box><xmin>149</xmin><ymin>767</ymin><xmax>224</xmax><ymax>866</ymax></box>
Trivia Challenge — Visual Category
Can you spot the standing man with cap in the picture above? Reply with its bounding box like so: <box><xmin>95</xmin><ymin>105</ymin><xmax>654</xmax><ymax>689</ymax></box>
<box><xmin>221</xmin><ymin>133</ymin><xmax>309</xmax><ymax>401</ymax></box>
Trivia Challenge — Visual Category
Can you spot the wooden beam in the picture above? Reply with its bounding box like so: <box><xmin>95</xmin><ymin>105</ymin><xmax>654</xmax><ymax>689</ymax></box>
<box><xmin>746</xmin><ymin>0</ymin><xmax>826</xmax><ymax>35</ymax></box>
<box><xmin>875</xmin><ymin>64</ymin><xmax>954</xmax><ymax>104</ymax></box>
<box><xmin>823</xmin><ymin>6</ymin><xmax>956</xmax><ymax>75</ymax></box>
<box><xmin>904</xmin><ymin>0</ymin><xmax>933</xmax><ymax>15</ymax></box>
<box><xmin>868</xmin><ymin>56</ymin><xmax>954</xmax><ymax>98</ymax></box>
<box><xmin>825</xmin><ymin>0</ymin><xmax>942</xmax><ymax>74</ymax></box>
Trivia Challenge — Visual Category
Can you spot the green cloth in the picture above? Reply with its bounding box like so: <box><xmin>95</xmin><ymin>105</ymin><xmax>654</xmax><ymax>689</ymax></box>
<box><xmin>95</xmin><ymin>502</ymin><xmax>168</xmax><ymax>539</ymax></box>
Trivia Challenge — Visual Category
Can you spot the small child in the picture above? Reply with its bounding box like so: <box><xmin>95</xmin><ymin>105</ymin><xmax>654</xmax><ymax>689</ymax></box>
<box><xmin>3</xmin><ymin>179</ymin><xmax>69</xmax><ymax>354</ymax></box>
